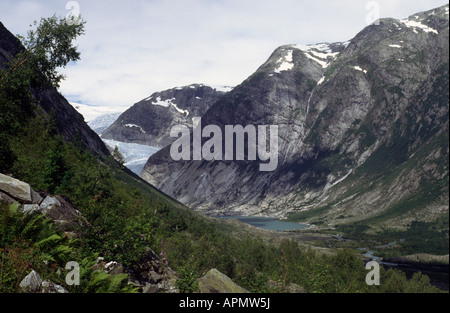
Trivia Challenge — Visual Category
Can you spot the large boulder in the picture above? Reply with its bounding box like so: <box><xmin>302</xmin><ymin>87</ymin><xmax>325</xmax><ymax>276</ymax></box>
<box><xmin>0</xmin><ymin>190</ymin><xmax>15</xmax><ymax>205</ymax></box>
<box><xmin>19</xmin><ymin>270</ymin><xmax>43</xmax><ymax>293</ymax></box>
<box><xmin>0</xmin><ymin>178</ymin><xmax>88</xmax><ymax>237</ymax></box>
<box><xmin>198</xmin><ymin>269</ymin><xmax>249</xmax><ymax>293</ymax></box>
<box><xmin>38</xmin><ymin>195</ymin><xmax>87</xmax><ymax>237</ymax></box>
<box><xmin>0</xmin><ymin>173</ymin><xmax>36</xmax><ymax>204</ymax></box>
<box><xmin>19</xmin><ymin>270</ymin><xmax>68</xmax><ymax>293</ymax></box>
<box><xmin>39</xmin><ymin>195</ymin><xmax>62</xmax><ymax>214</ymax></box>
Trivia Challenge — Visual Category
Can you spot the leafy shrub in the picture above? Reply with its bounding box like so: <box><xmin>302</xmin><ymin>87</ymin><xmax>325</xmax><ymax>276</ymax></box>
<box><xmin>175</xmin><ymin>265</ymin><xmax>199</xmax><ymax>293</ymax></box>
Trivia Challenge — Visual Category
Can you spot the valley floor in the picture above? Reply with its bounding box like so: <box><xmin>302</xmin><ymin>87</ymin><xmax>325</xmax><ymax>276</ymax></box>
<box><xmin>211</xmin><ymin>216</ymin><xmax>449</xmax><ymax>291</ymax></box>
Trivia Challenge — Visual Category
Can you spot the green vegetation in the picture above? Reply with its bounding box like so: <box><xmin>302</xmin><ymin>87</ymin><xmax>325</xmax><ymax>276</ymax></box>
<box><xmin>2</xmin><ymin>114</ymin><xmax>444</xmax><ymax>293</ymax></box>
<box><xmin>334</xmin><ymin>215</ymin><xmax>449</xmax><ymax>257</ymax></box>
<box><xmin>0</xmin><ymin>200</ymin><xmax>137</xmax><ymax>293</ymax></box>
<box><xmin>2</xmin><ymin>136</ymin><xmax>446</xmax><ymax>294</ymax></box>
<box><xmin>175</xmin><ymin>265</ymin><xmax>199</xmax><ymax>293</ymax></box>
<box><xmin>0</xmin><ymin>15</ymin><xmax>85</xmax><ymax>173</ymax></box>
<box><xmin>0</xmin><ymin>15</ymin><xmax>445</xmax><ymax>294</ymax></box>
<box><xmin>354</xmin><ymin>121</ymin><xmax>377</xmax><ymax>148</ymax></box>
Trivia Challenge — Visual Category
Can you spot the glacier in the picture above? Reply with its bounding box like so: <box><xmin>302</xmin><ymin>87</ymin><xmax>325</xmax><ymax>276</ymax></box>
<box><xmin>102</xmin><ymin>139</ymin><xmax>160</xmax><ymax>175</ymax></box>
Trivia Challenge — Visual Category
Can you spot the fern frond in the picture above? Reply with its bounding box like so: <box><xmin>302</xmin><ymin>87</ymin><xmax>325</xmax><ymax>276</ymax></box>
<box><xmin>48</xmin><ymin>244</ymin><xmax>73</xmax><ymax>263</ymax></box>
<box><xmin>34</xmin><ymin>233</ymin><xmax>61</xmax><ymax>251</ymax></box>
<box><xmin>90</xmin><ymin>271</ymin><xmax>110</xmax><ymax>290</ymax></box>
<box><xmin>106</xmin><ymin>273</ymin><xmax>128</xmax><ymax>293</ymax></box>
<box><xmin>19</xmin><ymin>213</ymin><xmax>45</xmax><ymax>239</ymax></box>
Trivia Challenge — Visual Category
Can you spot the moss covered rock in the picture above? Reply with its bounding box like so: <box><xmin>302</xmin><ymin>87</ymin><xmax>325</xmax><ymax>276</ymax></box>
<box><xmin>198</xmin><ymin>269</ymin><xmax>249</xmax><ymax>293</ymax></box>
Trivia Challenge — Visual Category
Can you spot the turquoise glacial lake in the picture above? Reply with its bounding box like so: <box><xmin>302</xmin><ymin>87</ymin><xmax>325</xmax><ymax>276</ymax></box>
<box><xmin>219</xmin><ymin>216</ymin><xmax>310</xmax><ymax>232</ymax></box>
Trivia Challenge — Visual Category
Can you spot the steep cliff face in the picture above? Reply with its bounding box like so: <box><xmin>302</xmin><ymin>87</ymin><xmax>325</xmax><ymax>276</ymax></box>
<box><xmin>101</xmin><ymin>84</ymin><xmax>230</xmax><ymax>148</ymax></box>
<box><xmin>141</xmin><ymin>5</ymin><xmax>449</xmax><ymax>232</ymax></box>
<box><xmin>0</xmin><ymin>22</ymin><xmax>110</xmax><ymax>157</ymax></box>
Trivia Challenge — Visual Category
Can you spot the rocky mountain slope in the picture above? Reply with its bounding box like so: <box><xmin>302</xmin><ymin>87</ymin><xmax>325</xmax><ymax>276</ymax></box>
<box><xmin>141</xmin><ymin>5</ymin><xmax>449</xmax><ymax>235</ymax></box>
<box><xmin>0</xmin><ymin>22</ymin><xmax>110</xmax><ymax>158</ymax></box>
<box><xmin>101</xmin><ymin>84</ymin><xmax>231</xmax><ymax>148</ymax></box>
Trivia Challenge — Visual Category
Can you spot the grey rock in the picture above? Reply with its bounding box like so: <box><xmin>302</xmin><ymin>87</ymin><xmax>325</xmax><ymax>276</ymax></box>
<box><xmin>127</xmin><ymin>249</ymin><xmax>179</xmax><ymax>293</ymax></box>
<box><xmin>142</xmin><ymin>284</ymin><xmax>158</xmax><ymax>293</ymax></box>
<box><xmin>148</xmin><ymin>270</ymin><xmax>163</xmax><ymax>284</ymax></box>
<box><xmin>0</xmin><ymin>173</ymin><xmax>32</xmax><ymax>204</ymax></box>
<box><xmin>31</xmin><ymin>189</ymin><xmax>43</xmax><ymax>205</ymax></box>
<box><xmin>41</xmin><ymin>280</ymin><xmax>68</xmax><ymax>293</ymax></box>
<box><xmin>19</xmin><ymin>270</ymin><xmax>68</xmax><ymax>293</ymax></box>
<box><xmin>39</xmin><ymin>196</ymin><xmax>61</xmax><ymax>214</ymax></box>
<box><xmin>104</xmin><ymin>261</ymin><xmax>124</xmax><ymax>275</ymax></box>
<box><xmin>17</xmin><ymin>195</ymin><xmax>86</xmax><ymax>236</ymax></box>
<box><xmin>42</xmin><ymin>195</ymin><xmax>86</xmax><ymax>236</ymax></box>
<box><xmin>22</xmin><ymin>204</ymin><xmax>40</xmax><ymax>214</ymax></box>
<box><xmin>19</xmin><ymin>270</ymin><xmax>42</xmax><ymax>293</ymax></box>
<box><xmin>198</xmin><ymin>269</ymin><xmax>249</xmax><ymax>293</ymax></box>
<box><xmin>0</xmin><ymin>190</ymin><xmax>15</xmax><ymax>205</ymax></box>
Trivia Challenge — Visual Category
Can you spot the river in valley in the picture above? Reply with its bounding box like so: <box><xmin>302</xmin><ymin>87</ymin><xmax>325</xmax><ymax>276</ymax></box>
<box><xmin>219</xmin><ymin>216</ymin><xmax>448</xmax><ymax>291</ymax></box>
<box><xmin>361</xmin><ymin>249</ymin><xmax>448</xmax><ymax>291</ymax></box>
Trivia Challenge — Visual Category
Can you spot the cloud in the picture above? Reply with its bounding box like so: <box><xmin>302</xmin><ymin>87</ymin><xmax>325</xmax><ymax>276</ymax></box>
<box><xmin>1</xmin><ymin>0</ymin><xmax>448</xmax><ymax>108</ymax></box>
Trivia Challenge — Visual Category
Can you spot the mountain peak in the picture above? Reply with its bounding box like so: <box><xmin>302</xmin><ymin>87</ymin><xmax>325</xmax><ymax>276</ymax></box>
<box><xmin>101</xmin><ymin>83</ymin><xmax>229</xmax><ymax>148</ymax></box>
<box><xmin>140</xmin><ymin>4</ymin><xmax>449</xmax><ymax>237</ymax></box>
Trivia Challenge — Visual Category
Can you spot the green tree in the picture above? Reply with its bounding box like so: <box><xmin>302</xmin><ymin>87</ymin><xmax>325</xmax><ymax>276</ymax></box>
<box><xmin>0</xmin><ymin>15</ymin><xmax>85</xmax><ymax>171</ymax></box>
<box><xmin>17</xmin><ymin>15</ymin><xmax>86</xmax><ymax>89</ymax></box>
<box><xmin>112</xmin><ymin>145</ymin><xmax>125</xmax><ymax>167</ymax></box>
<box><xmin>42</xmin><ymin>137</ymin><xmax>70</xmax><ymax>193</ymax></box>
<box><xmin>404</xmin><ymin>272</ymin><xmax>441</xmax><ymax>293</ymax></box>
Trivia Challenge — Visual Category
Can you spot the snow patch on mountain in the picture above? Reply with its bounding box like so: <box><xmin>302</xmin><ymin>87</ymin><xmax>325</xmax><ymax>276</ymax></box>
<box><xmin>171</xmin><ymin>102</ymin><xmax>190</xmax><ymax>116</ymax></box>
<box><xmin>124</xmin><ymin>124</ymin><xmax>146</xmax><ymax>133</ymax></box>
<box><xmin>293</xmin><ymin>43</ymin><xmax>340</xmax><ymax>68</ymax></box>
<box><xmin>152</xmin><ymin>96</ymin><xmax>172</xmax><ymax>108</ymax></box>
<box><xmin>151</xmin><ymin>96</ymin><xmax>189</xmax><ymax>116</ymax></box>
<box><xmin>274</xmin><ymin>49</ymin><xmax>294</xmax><ymax>73</ymax></box>
<box><xmin>353</xmin><ymin>66</ymin><xmax>368</xmax><ymax>74</ymax></box>
<box><xmin>317</xmin><ymin>76</ymin><xmax>326</xmax><ymax>85</ymax></box>
<box><xmin>211</xmin><ymin>85</ymin><xmax>234</xmax><ymax>92</ymax></box>
<box><xmin>400</xmin><ymin>18</ymin><xmax>438</xmax><ymax>34</ymax></box>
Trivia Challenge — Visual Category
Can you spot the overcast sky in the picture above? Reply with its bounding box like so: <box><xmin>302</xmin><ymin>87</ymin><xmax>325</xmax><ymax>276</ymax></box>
<box><xmin>1</xmin><ymin>0</ymin><xmax>448</xmax><ymax>109</ymax></box>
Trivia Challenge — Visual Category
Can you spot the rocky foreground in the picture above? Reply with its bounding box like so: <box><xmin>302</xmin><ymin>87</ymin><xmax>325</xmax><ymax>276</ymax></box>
<box><xmin>0</xmin><ymin>173</ymin><xmax>251</xmax><ymax>293</ymax></box>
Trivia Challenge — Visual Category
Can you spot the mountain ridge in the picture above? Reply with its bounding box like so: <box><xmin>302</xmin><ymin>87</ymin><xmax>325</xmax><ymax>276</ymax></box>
<box><xmin>101</xmin><ymin>84</ymin><xmax>231</xmax><ymax>148</ymax></box>
<box><xmin>140</xmin><ymin>5</ymin><xmax>449</xmax><ymax>238</ymax></box>
<box><xmin>0</xmin><ymin>22</ymin><xmax>111</xmax><ymax>158</ymax></box>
